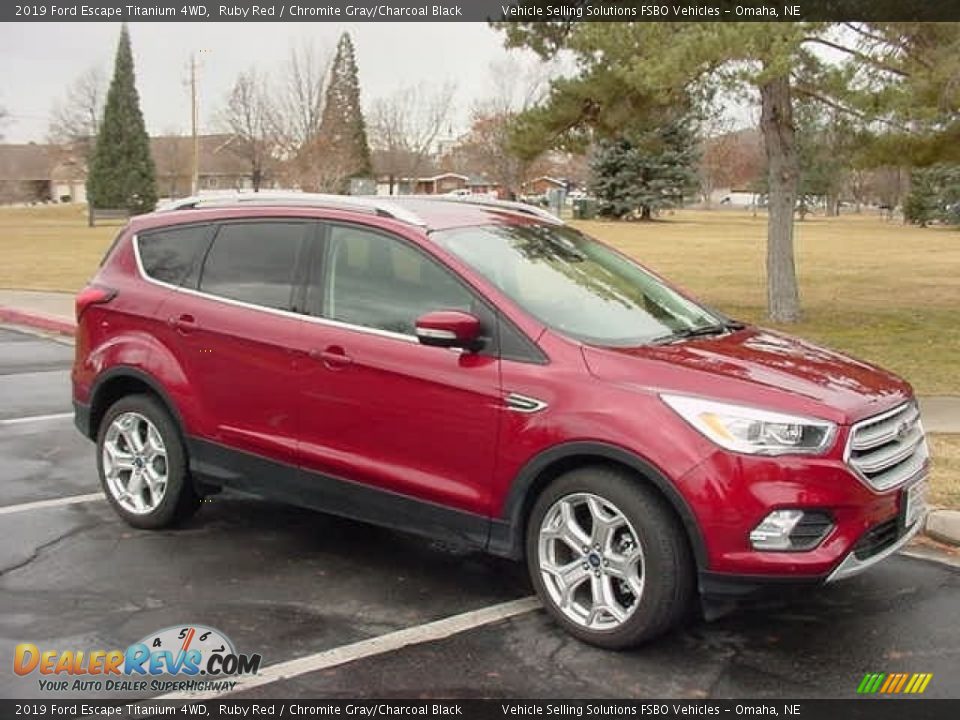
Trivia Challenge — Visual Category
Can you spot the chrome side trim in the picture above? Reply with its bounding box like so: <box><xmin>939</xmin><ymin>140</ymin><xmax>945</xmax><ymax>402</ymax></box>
<box><xmin>132</xmin><ymin>234</ymin><xmax>418</xmax><ymax>345</ymax></box>
<box><xmin>505</xmin><ymin>393</ymin><xmax>549</xmax><ymax>414</ymax></box>
<box><xmin>825</xmin><ymin>515</ymin><xmax>926</xmax><ymax>583</ymax></box>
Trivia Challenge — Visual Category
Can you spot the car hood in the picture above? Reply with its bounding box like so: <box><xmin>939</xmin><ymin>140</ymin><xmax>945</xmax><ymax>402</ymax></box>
<box><xmin>580</xmin><ymin>326</ymin><xmax>912</xmax><ymax>425</ymax></box>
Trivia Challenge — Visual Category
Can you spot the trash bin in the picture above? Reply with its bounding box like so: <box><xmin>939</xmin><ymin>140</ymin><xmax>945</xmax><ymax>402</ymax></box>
<box><xmin>574</xmin><ymin>198</ymin><xmax>596</xmax><ymax>219</ymax></box>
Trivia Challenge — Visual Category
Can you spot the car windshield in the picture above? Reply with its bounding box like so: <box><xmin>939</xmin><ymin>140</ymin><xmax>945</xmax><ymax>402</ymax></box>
<box><xmin>432</xmin><ymin>223</ymin><xmax>724</xmax><ymax>347</ymax></box>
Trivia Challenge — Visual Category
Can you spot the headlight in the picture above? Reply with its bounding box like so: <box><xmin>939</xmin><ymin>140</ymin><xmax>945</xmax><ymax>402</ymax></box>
<box><xmin>661</xmin><ymin>394</ymin><xmax>837</xmax><ymax>456</ymax></box>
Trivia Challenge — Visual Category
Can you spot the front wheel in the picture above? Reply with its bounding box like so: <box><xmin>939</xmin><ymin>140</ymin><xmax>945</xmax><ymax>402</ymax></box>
<box><xmin>526</xmin><ymin>466</ymin><xmax>694</xmax><ymax>649</ymax></box>
<box><xmin>96</xmin><ymin>394</ymin><xmax>200</xmax><ymax>529</ymax></box>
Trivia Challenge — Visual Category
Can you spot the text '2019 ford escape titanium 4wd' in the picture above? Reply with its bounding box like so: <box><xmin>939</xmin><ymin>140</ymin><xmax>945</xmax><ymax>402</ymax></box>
<box><xmin>73</xmin><ymin>193</ymin><xmax>929</xmax><ymax>648</ymax></box>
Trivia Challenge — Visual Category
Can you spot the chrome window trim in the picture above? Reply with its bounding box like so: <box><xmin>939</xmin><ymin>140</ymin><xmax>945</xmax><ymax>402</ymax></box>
<box><xmin>132</xmin><ymin>232</ymin><xmax>418</xmax><ymax>345</ymax></box>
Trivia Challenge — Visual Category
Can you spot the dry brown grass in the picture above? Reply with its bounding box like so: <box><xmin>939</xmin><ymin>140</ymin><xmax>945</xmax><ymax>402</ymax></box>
<box><xmin>0</xmin><ymin>205</ymin><xmax>120</xmax><ymax>292</ymax></box>
<box><xmin>929</xmin><ymin>435</ymin><xmax>960</xmax><ymax>509</ymax></box>
<box><xmin>0</xmin><ymin>204</ymin><xmax>958</xmax><ymax>508</ymax></box>
<box><xmin>1</xmin><ymin>205</ymin><xmax>957</xmax><ymax>393</ymax></box>
<box><xmin>573</xmin><ymin>210</ymin><xmax>960</xmax><ymax>394</ymax></box>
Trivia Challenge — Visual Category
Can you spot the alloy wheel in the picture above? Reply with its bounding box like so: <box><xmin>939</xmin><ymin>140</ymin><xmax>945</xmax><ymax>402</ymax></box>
<box><xmin>102</xmin><ymin>412</ymin><xmax>169</xmax><ymax>515</ymax></box>
<box><xmin>537</xmin><ymin>492</ymin><xmax>646</xmax><ymax>631</ymax></box>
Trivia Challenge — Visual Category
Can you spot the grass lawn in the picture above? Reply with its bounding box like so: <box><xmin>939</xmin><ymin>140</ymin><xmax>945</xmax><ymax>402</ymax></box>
<box><xmin>0</xmin><ymin>205</ymin><xmax>121</xmax><ymax>292</ymax></box>
<box><xmin>572</xmin><ymin>210</ymin><xmax>960</xmax><ymax>395</ymax></box>
<box><xmin>929</xmin><ymin>435</ymin><xmax>960</xmax><ymax>510</ymax></box>
<box><xmin>0</xmin><ymin>203</ymin><xmax>958</xmax><ymax>508</ymax></box>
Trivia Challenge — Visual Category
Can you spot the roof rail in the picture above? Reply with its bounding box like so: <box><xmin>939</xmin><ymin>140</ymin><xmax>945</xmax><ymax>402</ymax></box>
<box><xmin>155</xmin><ymin>191</ymin><xmax>427</xmax><ymax>227</ymax></box>
<box><xmin>409</xmin><ymin>195</ymin><xmax>565</xmax><ymax>225</ymax></box>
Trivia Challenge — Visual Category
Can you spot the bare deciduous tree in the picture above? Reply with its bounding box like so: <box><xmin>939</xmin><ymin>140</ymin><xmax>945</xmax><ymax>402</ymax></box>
<box><xmin>368</xmin><ymin>82</ymin><xmax>456</xmax><ymax>194</ymax></box>
<box><xmin>272</xmin><ymin>41</ymin><xmax>331</xmax><ymax>156</ymax></box>
<box><xmin>48</xmin><ymin>66</ymin><xmax>106</xmax><ymax>158</ymax></box>
<box><xmin>451</xmin><ymin>57</ymin><xmax>554</xmax><ymax>198</ymax></box>
<box><xmin>220</xmin><ymin>69</ymin><xmax>274</xmax><ymax>192</ymax></box>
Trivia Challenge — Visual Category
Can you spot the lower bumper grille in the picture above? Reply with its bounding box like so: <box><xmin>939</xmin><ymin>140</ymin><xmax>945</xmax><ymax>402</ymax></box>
<box><xmin>852</xmin><ymin>518</ymin><xmax>899</xmax><ymax>561</ymax></box>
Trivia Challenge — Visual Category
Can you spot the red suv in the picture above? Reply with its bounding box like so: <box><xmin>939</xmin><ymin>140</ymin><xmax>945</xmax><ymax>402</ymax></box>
<box><xmin>73</xmin><ymin>194</ymin><xmax>929</xmax><ymax>648</ymax></box>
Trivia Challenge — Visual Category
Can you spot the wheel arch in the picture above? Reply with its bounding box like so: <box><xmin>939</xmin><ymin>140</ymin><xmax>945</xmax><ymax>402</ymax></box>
<box><xmin>489</xmin><ymin>442</ymin><xmax>708</xmax><ymax>570</ymax></box>
<box><xmin>87</xmin><ymin>366</ymin><xmax>187</xmax><ymax>444</ymax></box>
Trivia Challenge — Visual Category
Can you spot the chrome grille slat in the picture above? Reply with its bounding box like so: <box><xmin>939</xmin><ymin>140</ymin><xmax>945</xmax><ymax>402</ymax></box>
<box><xmin>846</xmin><ymin>402</ymin><xmax>929</xmax><ymax>491</ymax></box>
<box><xmin>851</xmin><ymin>428</ymin><xmax>925</xmax><ymax>474</ymax></box>
<box><xmin>850</xmin><ymin>406</ymin><xmax>921</xmax><ymax>451</ymax></box>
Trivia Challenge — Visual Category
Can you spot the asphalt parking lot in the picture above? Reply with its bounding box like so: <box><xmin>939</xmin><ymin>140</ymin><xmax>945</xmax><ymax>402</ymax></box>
<box><xmin>2</xmin><ymin>325</ymin><xmax>959</xmax><ymax>700</ymax></box>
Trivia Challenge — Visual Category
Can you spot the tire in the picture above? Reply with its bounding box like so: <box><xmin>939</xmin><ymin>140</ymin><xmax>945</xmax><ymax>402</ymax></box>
<box><xmin>96</xmin><ymin>394</ymin><xmax>200</xmax><ymax>529</ymax></box>
<box><xmin>525</xmin><ymin>465</ymin><xmax>694</xmax><ymax>649</ymax></box>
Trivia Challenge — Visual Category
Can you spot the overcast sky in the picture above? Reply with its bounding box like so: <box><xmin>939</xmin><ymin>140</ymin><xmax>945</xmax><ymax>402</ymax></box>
<box><xmin>0</xmin><ymin>22</ymin><xmax>523</xmax><ymax>143</ymax></box>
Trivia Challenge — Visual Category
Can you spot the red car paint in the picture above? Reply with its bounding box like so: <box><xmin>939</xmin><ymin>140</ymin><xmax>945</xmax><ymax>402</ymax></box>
<box><xmin>73</xmin><ymin>199</ymin><xmax>928</xmax><ymax>592</ymax></box>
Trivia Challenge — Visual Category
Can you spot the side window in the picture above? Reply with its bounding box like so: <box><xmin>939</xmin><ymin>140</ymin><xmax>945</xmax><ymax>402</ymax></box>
<box><xmin>137</xmin><ymin>225</ymin><xmax>211</xmax><ymax>286</ymax></box>
<box><xmin>199</xmin><ymin>222</ymin><xmax>306</xmax><ymax>311</ymax></box>
<box><xmin>322</xmin><ymin>225</ymin><xmax>473</xmax><ymax>335</ymax></box>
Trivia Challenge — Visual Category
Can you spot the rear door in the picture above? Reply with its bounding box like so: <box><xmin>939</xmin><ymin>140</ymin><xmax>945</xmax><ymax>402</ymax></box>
<box><xmin>295</xmin><ymin>222</ymin><xmax>502</xmax><ymax>534</ymax></box>
<box><xmin>158</xmin><ymin>219</ymin><xmax>314</xmax><ymax>472</ymax></box>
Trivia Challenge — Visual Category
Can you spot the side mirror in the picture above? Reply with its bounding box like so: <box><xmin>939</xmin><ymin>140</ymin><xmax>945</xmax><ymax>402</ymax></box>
<box><xmin>415</xmin><ymin>310</ymin><xmax>483</xmax><ymax>351</ymax></box>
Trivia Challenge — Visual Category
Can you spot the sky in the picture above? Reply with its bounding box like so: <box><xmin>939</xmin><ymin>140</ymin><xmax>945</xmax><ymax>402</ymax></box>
<box><xmin>0</xmin><ymin>22</ymin><xmax>521</xmax><ymax>144</ymax></box>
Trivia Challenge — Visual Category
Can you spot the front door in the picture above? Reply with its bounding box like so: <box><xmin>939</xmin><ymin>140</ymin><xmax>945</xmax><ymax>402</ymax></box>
<box><xmin>296</xmin><ymin>222</ymin><xmax>502</xmax><ymax>535</ymax></box>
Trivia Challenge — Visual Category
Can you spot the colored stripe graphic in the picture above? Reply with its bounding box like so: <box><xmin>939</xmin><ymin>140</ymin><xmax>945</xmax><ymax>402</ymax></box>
<box><xmin>857</xmin><ymin>672</ymin><xmax>933</xmax><ymax>694</ymax></box>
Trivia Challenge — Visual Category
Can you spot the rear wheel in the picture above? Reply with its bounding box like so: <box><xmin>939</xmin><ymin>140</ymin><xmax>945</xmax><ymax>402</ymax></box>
<box><xmin>526</xmin><ymin>466</ymin><xmax>694</xmax><ymax>648</ymax></box>
<box><xmin>96</xmin><ymin>394</ymin><xmax>200</xmax><ymax>529</ymax></box>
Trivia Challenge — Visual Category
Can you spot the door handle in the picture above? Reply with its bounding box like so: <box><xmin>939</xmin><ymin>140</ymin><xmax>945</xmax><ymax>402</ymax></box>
<box><xmin>309</xmin><ymin>346</ymin><xmax>353</xmax><ymax>369</ymax></box>
<box><xmin>167</xmin><ymin>314</ymin><xmax>197</xmax><ymax>333</ymax></box>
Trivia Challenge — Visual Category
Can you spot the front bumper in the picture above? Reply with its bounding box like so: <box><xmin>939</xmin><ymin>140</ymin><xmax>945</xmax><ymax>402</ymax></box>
<box><xmin>679</xmin><ymin>442</ymin><xmax>928</xmax><ymax>581</ymax></box>
<box><xmin>826</xmin><ymin>512</ymin><xmax>926</xmax><ymax>582</ymax></box>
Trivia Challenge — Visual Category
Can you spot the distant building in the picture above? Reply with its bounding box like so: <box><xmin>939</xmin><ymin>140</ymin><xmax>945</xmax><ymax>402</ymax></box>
<box><xmin>522</xmin><ymin>176</ymin><xmax>568</xmax><ymax>196</ymax></box>
<box><xmin>152</xmin><ymin>134</ymin><xmax>255</xmax><ymax>199</ymax></box>
<box><xmin>0</xmin><ymin>143</ymin><xmax>87</xmax><ymax>204</ymax></box>
<box><xmin>0</xmin><ymin>135</ymin><xmax>259</xmax><ymax>206</ymax></box>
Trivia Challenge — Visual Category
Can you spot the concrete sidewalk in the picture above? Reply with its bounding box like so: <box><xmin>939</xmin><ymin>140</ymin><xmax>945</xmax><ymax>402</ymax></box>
<box><xmin>0</xmin><ymin>289</ymin><xmax>75</xmax><ymax>335</ymax></box>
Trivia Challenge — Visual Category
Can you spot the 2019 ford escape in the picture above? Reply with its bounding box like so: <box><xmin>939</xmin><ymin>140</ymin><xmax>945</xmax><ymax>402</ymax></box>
<box><xmin>73</xmin><ymin>193</ymin><xmax>929</xmax><ymax>648</ymax></box>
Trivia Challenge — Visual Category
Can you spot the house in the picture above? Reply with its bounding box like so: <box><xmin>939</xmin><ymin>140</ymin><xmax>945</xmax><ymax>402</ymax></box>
<box><xmin>0</xmin><ymin>143</ymin><xmax>56</xmax><ymax>204</ymax></box>
<box><xmin>414</xmin><ymin>172</ymin><xmax>469</xmax><ymax>195</ymax></box>
<box><xmin>523</xmin><ymin>176</ymin><xmax>568</xmax><ymax>196</ymax></box>
<box><xmin>152</xmin><ymin>134</ymin><xmax>255</xmax><ymax>199</ymax></box>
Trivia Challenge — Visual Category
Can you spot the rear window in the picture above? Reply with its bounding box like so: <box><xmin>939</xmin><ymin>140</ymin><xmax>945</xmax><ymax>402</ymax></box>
<box><xmin>137</xmin><ymin>224</ymin><xmax>212</xmax><ymax>286</ymax></box>
<box><xmin>198</xmin><ymin>222</ymin><xmax>307</xmax><ymax>311</ymax></box>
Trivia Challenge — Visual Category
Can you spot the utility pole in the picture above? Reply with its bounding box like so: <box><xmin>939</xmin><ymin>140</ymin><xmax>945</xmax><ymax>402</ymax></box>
<box><xmin>190</xmin><ymin>52</ymin><xmax>199</xmax><ymax>196</ymax></box>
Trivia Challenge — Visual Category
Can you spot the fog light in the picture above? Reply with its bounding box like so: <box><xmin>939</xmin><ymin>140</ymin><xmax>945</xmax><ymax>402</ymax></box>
<box><xmin>750</xmin><ymin>509</ymin><xmax>834</xmax><ymax>551</ymax></box>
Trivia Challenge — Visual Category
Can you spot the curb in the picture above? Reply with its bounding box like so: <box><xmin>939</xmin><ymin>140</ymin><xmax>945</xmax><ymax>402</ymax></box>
<box><xmin>926</xmin><ymin>510</ymin><xmax>960</xmax><ymax>547</ymax></box>
<box><xmin>0</xmin><ymin>306</ymin><xmax>76</xmax><ymax>337</ymax></box>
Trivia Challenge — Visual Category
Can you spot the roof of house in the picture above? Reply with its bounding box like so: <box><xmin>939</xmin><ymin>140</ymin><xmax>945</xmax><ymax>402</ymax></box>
<box><xmin>151</xmin><ymin>134</ymin><xmax>250</xmax><ymax>177</ymax></box>
<box><xmin>528</xmin><ymin>176</ymin><xmax>567</xmax><ymax>187</ymax></box>
<box><xmin>0</xmin><ymin>144</ymin><xmax>53</xmax><ymax>182</ymax></box>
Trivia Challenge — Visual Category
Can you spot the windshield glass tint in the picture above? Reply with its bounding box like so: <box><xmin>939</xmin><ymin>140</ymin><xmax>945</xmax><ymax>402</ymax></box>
<box><xmin>432</xmin><ymin>224</ymin><xmax>721</xmax><ymax>346</ymax></box>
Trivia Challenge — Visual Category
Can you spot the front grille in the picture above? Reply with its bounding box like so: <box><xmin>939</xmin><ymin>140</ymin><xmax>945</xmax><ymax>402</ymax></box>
<box><xmin>846</xmin><ymin>402</ymin><xmax>929</xmax><ymax>491</ymax></box>
<box><xmin>852</xmin><ymin>518</ymin><xmax>899</xmax><ymax>560</ymax></box>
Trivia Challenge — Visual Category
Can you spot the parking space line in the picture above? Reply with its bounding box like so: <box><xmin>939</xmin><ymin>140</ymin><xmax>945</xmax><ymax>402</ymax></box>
<box><xmin>0</xmin><ymin>493</ymin><xmax>102</xmax><ymax>515</ymax></box>
<box><xmin>155</xmin><ymin>596</ymin><xmax>541</xmax><ymax>700</ymax></box>
<box><xmin>0</xmin><ymin>411</ymin><xmax>74</xmax><ymax>426</ymax></box>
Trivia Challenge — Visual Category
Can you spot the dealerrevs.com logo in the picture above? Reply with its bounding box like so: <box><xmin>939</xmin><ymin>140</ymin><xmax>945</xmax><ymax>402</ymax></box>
<box><xmin>14</xmin><ymin>624</ymin><xmax>262</xmax><ymax>693</ymax></box>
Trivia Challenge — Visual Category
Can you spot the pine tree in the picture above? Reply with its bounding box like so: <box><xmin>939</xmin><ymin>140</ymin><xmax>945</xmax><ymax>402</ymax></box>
<box><xmin>86</xmin><ymin>24</ymin><xmax>157</xmax><ymax>214</ymax></box>
<box><xmin>315</xmin><ymin>33</ymin><xmax>372</xmax><ymax>193</ymax></box>
<box><xmin>590</xmin><ymin>120</ymin><xmax>699</xmax><ymax>221</ymax></box>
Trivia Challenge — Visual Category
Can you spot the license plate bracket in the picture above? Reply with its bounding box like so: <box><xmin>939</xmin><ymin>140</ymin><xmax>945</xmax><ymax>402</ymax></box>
<box><xmin>901</xmin><ymin>478</ymin><xmax>927</xmax><ymax>530</ymax></box>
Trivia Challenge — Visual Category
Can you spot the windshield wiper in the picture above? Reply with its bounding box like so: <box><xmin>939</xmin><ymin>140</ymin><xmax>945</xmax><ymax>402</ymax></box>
<box><xmin>649</xmin><ymin>321</ymin><xmax>744</xmax><ymax>345</ymax></box>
